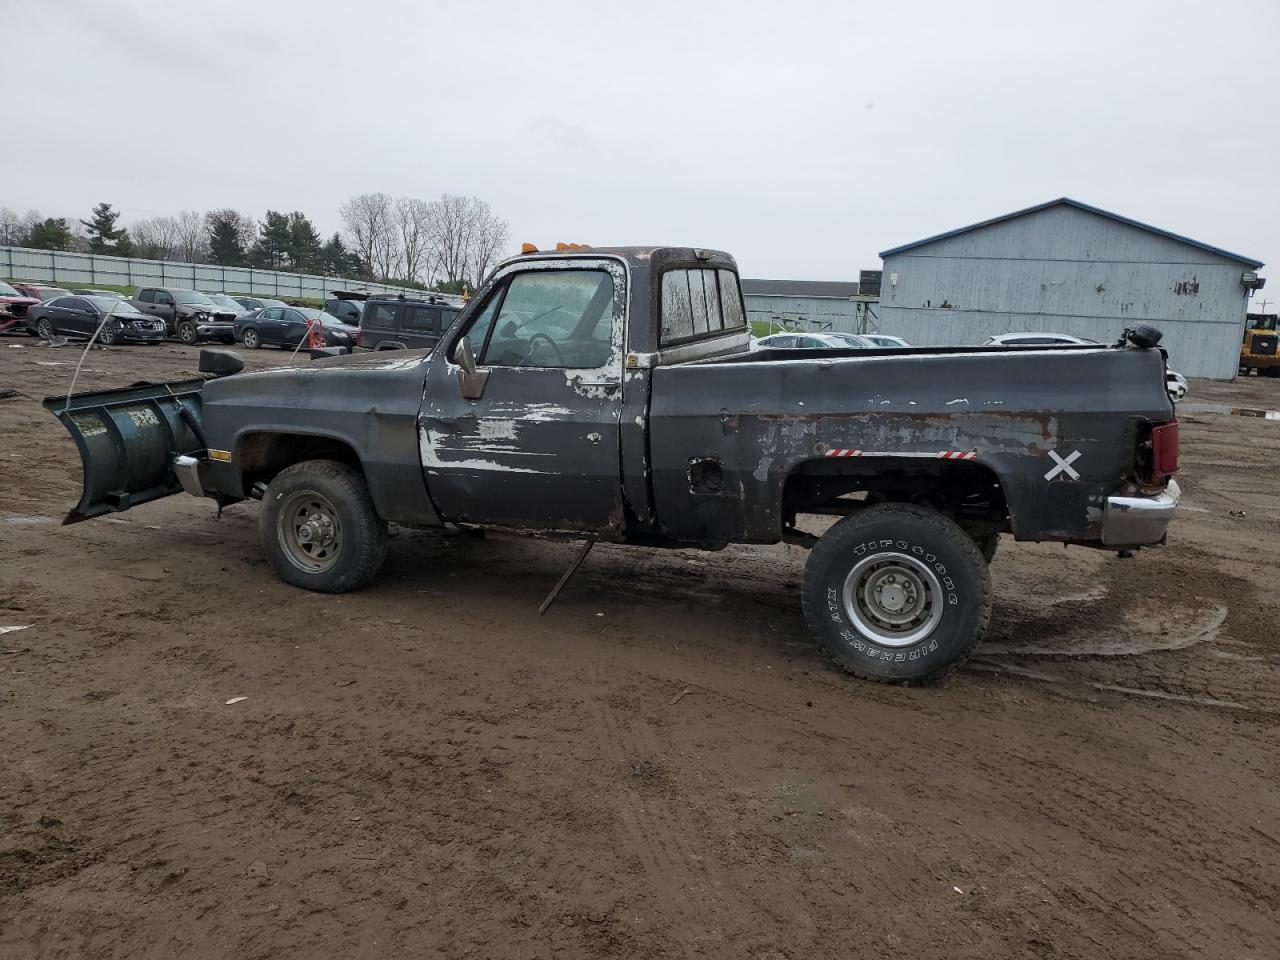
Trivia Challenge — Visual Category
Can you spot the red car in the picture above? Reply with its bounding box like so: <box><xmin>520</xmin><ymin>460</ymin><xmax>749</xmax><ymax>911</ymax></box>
<box><xmin>0</xmin><ymin>280</ymin><xmax>41</xmax><ymax>334</ymax></box>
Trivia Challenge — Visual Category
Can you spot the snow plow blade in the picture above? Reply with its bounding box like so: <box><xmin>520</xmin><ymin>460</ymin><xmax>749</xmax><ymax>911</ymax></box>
<box><xmin>43</xmin><ymin>379</ymin><xmax>207</xmax><ymax>525</ymax></box>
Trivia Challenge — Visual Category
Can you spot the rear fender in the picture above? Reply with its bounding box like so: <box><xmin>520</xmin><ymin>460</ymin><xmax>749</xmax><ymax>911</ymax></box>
<box><xmin>43</xmin><ymin>379</ymin><xmax>207</xmax><ymax>524</ymax></box>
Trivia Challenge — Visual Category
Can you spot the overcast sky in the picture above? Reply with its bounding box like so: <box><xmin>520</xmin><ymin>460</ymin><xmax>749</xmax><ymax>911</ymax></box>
<box><xmin>4</xmin><ymin>0</ymin><xmax>1276</xmax><ymax>283</ymax></box>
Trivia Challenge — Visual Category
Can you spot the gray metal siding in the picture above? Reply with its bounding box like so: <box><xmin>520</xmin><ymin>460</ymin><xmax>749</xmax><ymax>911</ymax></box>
<box><xmin>877</xmin><ymin>205</ymin><xmax>1253</xmax><ymax>379</ymax></box>
<box><xmin>745</xmin><ymin>295</ymin><xmax>860</xmax><ymax>334</ymax></box>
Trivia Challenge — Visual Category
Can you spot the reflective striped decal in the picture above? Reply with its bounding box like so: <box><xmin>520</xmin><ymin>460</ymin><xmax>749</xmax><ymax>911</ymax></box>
<box><xmin>823</xmin><ymin>449</ymin><xmax>977</xmax><ymax>460</ymax></box>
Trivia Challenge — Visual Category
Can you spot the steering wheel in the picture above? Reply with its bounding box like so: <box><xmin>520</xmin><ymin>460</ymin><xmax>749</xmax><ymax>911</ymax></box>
<box><xmin>523</xmin><ymin>332</ymin><xmax>565</xmax><ymax>366</ymax></box>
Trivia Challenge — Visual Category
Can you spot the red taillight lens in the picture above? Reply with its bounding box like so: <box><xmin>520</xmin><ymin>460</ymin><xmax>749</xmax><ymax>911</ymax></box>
<box><xmin>354</xmin><ymin>329</ymin><xmax>361</xmax><ymax>347</ymax></box>
<box><xmin>1151</xmin><ymin>420</ymin><xmax>1179</xmax><ymax>480</ymax></box>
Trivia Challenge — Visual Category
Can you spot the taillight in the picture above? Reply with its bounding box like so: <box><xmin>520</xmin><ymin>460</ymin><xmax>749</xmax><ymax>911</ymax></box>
<box><xmin>354</xmin><ymin>329</ymin><xmax>361</xmax><ymax>347</ymax></box>
<box><xmin>1151</xmin><ymin>420</ymin><xmax>1179</xmax><ymax>480</ymax></box>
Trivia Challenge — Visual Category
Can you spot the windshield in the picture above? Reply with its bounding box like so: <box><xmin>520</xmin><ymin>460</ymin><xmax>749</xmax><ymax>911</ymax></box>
<box><xmin>87</xmin><ymin>296</ymin><xmax>145</xmax><ymax>316</ymax></box>
<box><xmin>38</xmin><ymin>288</ymin><xmax>71</xmax><ymax>301</ymax></box>
<box><xmin>209</xmin><ymin>295</ymin><xmax>242</xmax><ymax>309</ymax></box>
<box><xmin>172</xmin><ymin>289</ymin><xmax>215</xmax><ymax>305</ymax></box>
<box><xmin>0</xmin><ymin>281</ymin><xmax>21</xmax><ymax>297</ymax></box>
<box><xmin>826</xmin><ymin>333</ymin><xmax>872</xmax><ymax>348</ymax></box>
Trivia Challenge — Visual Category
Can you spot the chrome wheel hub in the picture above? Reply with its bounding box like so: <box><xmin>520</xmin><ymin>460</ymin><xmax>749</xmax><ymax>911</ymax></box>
<box><xmin>842</xmin><ymin>553</ymin><xmax>944</xmax><ymax>647</ymax></box>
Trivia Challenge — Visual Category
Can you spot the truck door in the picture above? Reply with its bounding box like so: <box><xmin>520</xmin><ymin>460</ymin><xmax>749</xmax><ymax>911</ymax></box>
<box><xmin>419</xmin><ymin>258</ymin><xmax>627</xmax><ymax>534</ymax></box>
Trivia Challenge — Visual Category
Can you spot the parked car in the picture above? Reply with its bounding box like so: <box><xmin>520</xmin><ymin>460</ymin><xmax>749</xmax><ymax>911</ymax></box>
<box><xmin>864</xmin><ymin>334</ymin><xmax>911</xmax><ymax>348</ymax></box>
<box><xmin>72</xmin><ymin>289</ymin><xmax>129</xmax><ymax>300</ymax></box>
<box><xmin>129</xmin><ymin>287</ymin><xmax>237</xmax><ymax>344</ymax></box>
<box><xmin>231</xmin><ymin>296</ymin><xmax>289</xmax><ymax>313</ymax></box>
<box><xmin>29</xmin><ymin>295</ymin><xmax>165</xmax><ymax>344</ymax></box>
<box><xmin>235</xmin><ymin>307</ymin><xmax>359</xmax><ymax>350</ymax></box>
<box><xmin>323</xmin><ymin>291</ymin><xmax>368</xmax><ymax>325</ymax></box>
<box><xmin>12</xmin><ymin>282</ymin><xmax>73</xmax><ymax>303</ymax></box>
<box><xmin>357</xmin><ymin>294</ymin><xmax>461</xmax><ymax>351</ymax></box>
<box><xmin>206</xmin><ymin>293</ymin><xmax>254</xmax><ymax>317</ymax></box>
<box><xmin>985</xmin><ymin>331</ymin><xmax>1188</xmax><ymax>401</ymax></box>
<box><xmin>750</xmin><ymin>331</ymin><xmax>874</xmax><ymax>351</ymax></box>
<box><xmin>48</xmin><ymin>244</ymin><xmax>1181</xmax><ymax>685</ymax></box>
<box><xmin>984</xmin><ymin>332</ymin><xmax>1097</xmax><ymax>347</ymax></box>
<box><xmin>0</xmin><ymin>280</ymin><xmax>41</xmax><ymax>334</ymax></box>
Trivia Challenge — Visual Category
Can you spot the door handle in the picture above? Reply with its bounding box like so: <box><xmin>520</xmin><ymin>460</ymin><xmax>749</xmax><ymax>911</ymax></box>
<box><xmin>573</xmin><ymin>380</ymin><xmax>620</xmax><ymax>395</ymax></box>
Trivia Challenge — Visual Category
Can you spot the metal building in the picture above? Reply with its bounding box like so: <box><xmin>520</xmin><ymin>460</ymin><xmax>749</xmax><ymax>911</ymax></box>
<box><xmin>876</xmin><ymin>198</ymin><xmax>1266</xmax><ymax>379</ymax></box>
<box><xmin>741</xmin><ymin>278</ymin><xmax>878</xmax><ymax>335</ymax></box>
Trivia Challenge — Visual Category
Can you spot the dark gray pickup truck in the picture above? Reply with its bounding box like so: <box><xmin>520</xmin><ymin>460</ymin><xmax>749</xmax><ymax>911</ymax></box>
<box><xmin>46</xmin><ymin>246</ymin><xmax>1180</xmax><ymax>683</ymax></box>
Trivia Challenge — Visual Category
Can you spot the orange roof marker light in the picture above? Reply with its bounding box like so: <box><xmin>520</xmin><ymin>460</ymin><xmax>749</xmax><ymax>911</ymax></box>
<box><xmin>520</xmin><ymin>242</ymin><xmax>539</xmax><ymax>254</ymax></box>
<box><xmin>554</xmin><ymin>242</ymin><xmax>593</xmax><ymax>252</ymax></box>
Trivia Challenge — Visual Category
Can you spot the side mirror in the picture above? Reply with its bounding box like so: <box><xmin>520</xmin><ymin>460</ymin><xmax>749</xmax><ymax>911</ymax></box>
<box><xmin>452</xmin><ymin>336</ymin><xmax>489</xmax><ymax>399</ymax></box>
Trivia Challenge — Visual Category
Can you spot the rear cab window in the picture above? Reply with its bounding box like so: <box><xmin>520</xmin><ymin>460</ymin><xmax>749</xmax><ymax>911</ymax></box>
<box><xmin>659</xmin><ymin>267</ymin><xmax>746</xmax><ymax>346</ymax></box>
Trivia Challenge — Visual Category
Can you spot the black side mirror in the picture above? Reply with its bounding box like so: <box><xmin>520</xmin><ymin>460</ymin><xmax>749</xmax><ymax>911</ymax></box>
<box><xmin>198</xmin><ymin>348</ymin><xmax>244</xmax><ymax>378</ymax></box>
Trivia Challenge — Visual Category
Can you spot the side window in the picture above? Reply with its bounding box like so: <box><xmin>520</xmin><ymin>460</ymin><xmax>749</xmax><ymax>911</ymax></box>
<box><xmin>403</xmin><ymin>305</ymin><xmax>434</xmax><ymax>332</ymax></box>
<box><xmin>459</xmin><ymin>289</ymin><xmax>504</xmax><ymax>360</ymax></box>
<box><xmin>439</xmin><ymin>307</ymin><xmax>461</xmax><ymax>332</ymax></box>
<box><xmin>260</xmin><ymin>307</ymin><xmax>283</xmax><ymax>320</ymax></box>
<box><xmin>284</xmin><ymin>309</ymin><xmax>306</xmax><ymax>324</ymax></box>
<box><xmin>155</xmin><ymin>290</ymin><xmax>173</xmax><ymax>305</ymax></box>
<box><xmin>138</xmin><ymin>289</ymin><xmax>155</xmax><ymax>303</ymax></box>
<box><xmin>771</xmin><ymin>336</ymin><xmax>795</xmax><ymax>348</ymax></box>
<box><xmin>479</xmin><ymin>269</ymin><xmax>614</xmax><ymax>369</ymax></box>
<box><xmin>67</xmin><ymin>297</ymin><xmax>91</xmax><ymax>312</ymax></box>
<box><xmin>367</xmin><ymin>304</ymin><xmax>395</xmax><ymax>330</ymax></box>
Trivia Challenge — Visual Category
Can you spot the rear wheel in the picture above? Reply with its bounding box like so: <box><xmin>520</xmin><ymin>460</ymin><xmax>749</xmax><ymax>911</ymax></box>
<box><xmin>802</xmin><ymin>503</ymin><xmax>992</xmax><ymax>683</ymax></box>
<box><xmin>177</xmin><ymin>320</ymin><xmax>198</xmax><ymax>345</ymax></box>
<box><xmin>241</xmin><ymin>328</ymin><xmax>261</xmax><ymax>349</ymax></box>
<box><xmin>260</xmin><ymin>459</ymin><xmax>387</xmax><ymax>593</ymax></box>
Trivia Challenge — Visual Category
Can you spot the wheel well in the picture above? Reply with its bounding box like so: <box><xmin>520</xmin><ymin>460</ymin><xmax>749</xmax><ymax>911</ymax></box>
<box><xmin>782</xmin><ymin>458</ymin><xmax>1011</xmax><ymax>538</ymax></box>
<box><xmin>237</xmin><ymin>432</ymin><xmax>363</xmax><ymax>493</ymax></box>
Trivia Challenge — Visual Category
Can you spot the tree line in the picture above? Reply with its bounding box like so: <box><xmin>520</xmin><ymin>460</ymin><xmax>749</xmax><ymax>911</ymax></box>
<box><xmin>0</xmin><ymin>193</ymin><xmax>510</xmax><ymax>293</ymax></box>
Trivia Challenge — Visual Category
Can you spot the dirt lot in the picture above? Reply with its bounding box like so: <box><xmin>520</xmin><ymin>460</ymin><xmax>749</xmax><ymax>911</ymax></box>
<box><xmin>2</xmin><ymin>337</ymin><xmax>1279</xmax><ymax>959</ymax></box>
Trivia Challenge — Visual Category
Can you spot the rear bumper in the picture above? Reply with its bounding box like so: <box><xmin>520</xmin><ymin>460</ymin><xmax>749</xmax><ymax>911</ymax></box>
<box><xmin>1102</xmin><ymin>479</ymin><xmax>1179</xmax><ymax>546</ymax></box>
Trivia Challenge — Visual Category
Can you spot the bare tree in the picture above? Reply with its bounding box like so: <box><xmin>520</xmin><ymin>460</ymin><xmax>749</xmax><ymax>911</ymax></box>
<box><xmin>467</xmin><ymin>203</ymin><xmax>509</xmax><ymax>285</ymax></box>
<box><xmin>394</xmin><ymin>196</ymin><xmax>433</xmax><ymax>283</ymax></box>
<box><xmin>132</xmin><ymin>216</ymin><xmax>181</xmax><ymax>259</ymax></box>
<box><xmin>0</xmin><ymin>207</ymin><xmax>28</xmax><ymax>246</ymax></box>
<box><xmin>339</xmin><ymin>193</ymin><xmax>397</xmax><ymax>280</ymax></box>
<box><xmin>173</xmin><ymin>210</ymin><xmax>208</xmax><ymax>263</ymax></box>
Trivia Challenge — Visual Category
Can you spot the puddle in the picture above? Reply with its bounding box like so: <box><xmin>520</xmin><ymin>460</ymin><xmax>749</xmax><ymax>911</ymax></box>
<box><xmin>1180</xmin><ymin>402</ymin><xmax>1280</xmax><ymax>421</ymax></box>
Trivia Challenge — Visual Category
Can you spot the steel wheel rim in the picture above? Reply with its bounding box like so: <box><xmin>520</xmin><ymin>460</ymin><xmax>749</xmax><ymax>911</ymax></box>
<box><xmin>841</xmin><ymin>551</ymin><xmax>944</xmax><ymax>647</ymax></box>
<box><xmin>277</xmin><ymin>490</ymin><xmax>343</xmax><ymax>574</ymax></box>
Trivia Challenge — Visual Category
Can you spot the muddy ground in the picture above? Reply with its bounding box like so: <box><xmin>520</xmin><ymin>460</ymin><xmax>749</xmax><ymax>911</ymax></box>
<box><xmin>1</xmin><ymin>337</ymin><xmax>1278</xmax><ymax>959</ymax></box>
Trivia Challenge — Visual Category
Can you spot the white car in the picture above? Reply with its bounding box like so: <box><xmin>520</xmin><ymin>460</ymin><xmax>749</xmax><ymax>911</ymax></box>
<box><xmin>984</xmin><ymin>332</ymin><xmax>1187</xmax><ymax>402</ymax></box>
<box><xmin>863</xmin><ymin>334</ymin><xmax>911</xmax><ymax>348</ymax></box>
<box><xmin>751</xmin><ymin>332</ymin><xmax>875</xmax><ymax>351</ymax></box>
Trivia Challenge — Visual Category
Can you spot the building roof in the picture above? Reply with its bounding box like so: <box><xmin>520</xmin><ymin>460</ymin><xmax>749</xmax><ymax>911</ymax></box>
<box><xmin>741</xmin><ymin>278</ymin><xmax>859</xmax><ymax>298</ymax></box>
<box><xmin>878</xmin><ymin>197</ymin><xmax>1264</xmax><ymax>268</ymax></box>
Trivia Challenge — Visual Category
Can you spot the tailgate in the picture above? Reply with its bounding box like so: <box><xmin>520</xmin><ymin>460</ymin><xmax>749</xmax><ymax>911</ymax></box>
<box><xmin>43</xmin><ymin>379</ymin><xmax>207</xmax><ymax>524</ymax></box>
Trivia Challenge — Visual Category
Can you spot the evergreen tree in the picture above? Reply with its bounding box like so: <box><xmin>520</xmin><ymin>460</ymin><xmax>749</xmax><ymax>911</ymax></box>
<box><xmin>27</xmin><ymin>218</ymin><xmax>75</xmax><ymax>251</ymax></box>
<box><xmin>248</xmin><ymin>210</ymin><xmax>292</xmax><ymax>269</ymax></box>
<box><xmin>287</xmin><ymin>211</ymin><xmax>322</xmax><ymax>273</ymax></box>
<box><xmin>208</xmin><ymin>216</ymin><xmax>245</xmax><ymax>266</ymax></box>
<box><xmin>320</xmin><ymin>232</ymin><xmax>362</xmax><ymax>277</ymax></box>
<box><xmin>81</xmin><ymin>202</ymin><xmax>129</xmax><ymax>254</ymax></box>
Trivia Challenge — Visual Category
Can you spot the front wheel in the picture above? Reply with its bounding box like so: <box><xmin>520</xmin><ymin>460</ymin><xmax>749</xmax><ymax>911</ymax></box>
<box><xmin>99</xmin><ymin>322</ymin><xmax>119</xmax><ymax>346</ymax></box>
<box><xmin>802</xmin><ymin>503</ymin><xmax>992</xmax><ymax>683</ymax></box>
<box><xmin>259</xmin><ymin>459</ymin><xmax>388</xmax><ymax>593</ymax></box>
<box><xmin>176</xmin><ymin>320</ymin><xmax>198</xmax><ymax>345</ymax></box>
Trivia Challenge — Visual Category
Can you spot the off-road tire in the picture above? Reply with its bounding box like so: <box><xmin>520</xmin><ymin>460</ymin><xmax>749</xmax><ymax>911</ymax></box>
<box><xmin>977</xmin><ymin>531</ymin><xmax>999</xmax><ymax>563</ymax></box>
<box><xmin>802</xmin><ymin>503</ymin><xmax>992</xmax><ymax>683</ymax></box>
<box><xmin>177</xmin><ymin>320</ymin><xmax>198</xmax><ymax>345</ymax></box>
<box><xmin>260</xmin><ymin>459</ymin><xmax>387</xmax><ymax>593</ymax></box>
<box><xmin>241</xmin><ymin>328</ymin><xmax>261</xmax><ymax>349</ymax></box>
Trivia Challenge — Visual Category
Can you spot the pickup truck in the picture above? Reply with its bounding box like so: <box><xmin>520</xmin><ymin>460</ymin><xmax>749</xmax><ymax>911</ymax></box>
<box><xmin>130</xmin><ymin>287</ymin><xmax>237</xmax><ymax>344</ymax></box>
<box><xmin>45</xmin><ymin>246</ymin><xmax>1180</xmax><ymax>683</ymax></box>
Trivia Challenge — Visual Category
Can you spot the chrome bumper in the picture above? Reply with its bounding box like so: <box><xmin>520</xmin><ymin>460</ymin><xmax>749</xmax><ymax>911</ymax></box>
<box><xmin>1102</xmin><ymin>479</ymin><xmax>1180</xmax><ymax>546</ymax></box>
<box><xmin>173</xmin><ymin>454</ymin><xmax>206</xmax><ymax>498</ymax></box>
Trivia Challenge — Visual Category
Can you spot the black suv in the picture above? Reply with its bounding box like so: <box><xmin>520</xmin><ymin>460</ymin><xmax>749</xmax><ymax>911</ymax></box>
<box><xmin>357</xmin><ymin>294</ymin><xmax>461</xmax><ymax>351</ymax></box>
<box><xmin>323</xmin><ymin>291</ymin><xmax>366</xmax><ymax>325</ymax></box>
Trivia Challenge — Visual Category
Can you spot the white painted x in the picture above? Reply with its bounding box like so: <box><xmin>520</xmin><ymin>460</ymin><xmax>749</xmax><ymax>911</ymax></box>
<box><xmin>1045</xmin><ymin>449</ymin><xmax>1082</xmax><ymax>481</ymax></box>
